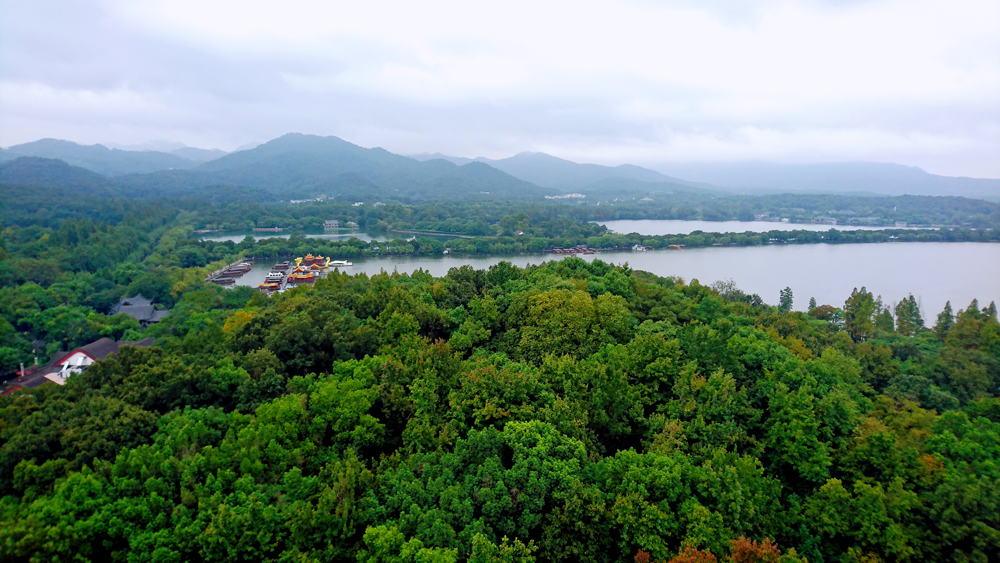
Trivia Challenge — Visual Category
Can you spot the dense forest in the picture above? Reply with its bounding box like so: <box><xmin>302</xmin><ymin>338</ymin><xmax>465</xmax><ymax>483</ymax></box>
<box><xmin>2</xmin><ymin>183</ymin><xmax>998</xmax><ymax>372</ymax></box>
<box><xmin>2</xmin><ymin>166</ymin><xmax>999</xmax><ymax>562</ymax></box>
<box><xmin>1</xmin><ymin>254</ymin><xmax>998</xmax><ymax>562</ymax></box>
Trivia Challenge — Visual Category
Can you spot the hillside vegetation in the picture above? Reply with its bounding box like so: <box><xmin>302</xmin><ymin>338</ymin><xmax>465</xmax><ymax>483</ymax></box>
<box><xmin>1</xmin><ymin>180</ymin><xmax>999</xmax><ymax>562</ymax></box>
<box><xmin>1</xmin><ymin>253</ymin><xmax>998</xmax><ymax>562</ymax></box>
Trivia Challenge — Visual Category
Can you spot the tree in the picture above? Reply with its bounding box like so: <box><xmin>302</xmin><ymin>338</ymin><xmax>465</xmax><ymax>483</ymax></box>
<box><xmin>844</xmin><ymin>287</ymin><xmax>880</xmax><ymax>342</ymax></box>
<box><xmin>894</xmin><ymin>295</ymin><xmax>924</xmax><ymax>336</ymax></box>
<box><xmin>875</xmin><ymin>309</ymin><xmax>894</xmax><ymax>334</ymax></box>
<box><xmin>808</xmin><ymin>297</ymin><xmax>817</xmax><ymax>312</ymax></box>
<box><xmin>935</xmin><ymin>301</ymin><xmax>954</xmax><ymax>339</ymax></box>
<box><xmin>984</xmin><ymin>301</ymin><xmax>998</xmax><ymax>321</ymax></box>
<box><xmin>778</xmin><ymin>287</ymin><xmax>793</xmax><ymax>312</ymax></box>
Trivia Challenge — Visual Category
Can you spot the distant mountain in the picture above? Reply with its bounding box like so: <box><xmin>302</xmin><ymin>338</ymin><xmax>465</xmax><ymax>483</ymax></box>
<box><xmin>482</xmin><ymin>152</ymin><xmax>723</xmax><ymax>192</ymax></box>
<box><xmin>170</xmin><ymin>147</ymin><xmax>227</xmax><ymax>162</ymax></box>
<box><xmin>413</xmin><ymin>151</ymin><xmax>715</xmax><ymax>192</ymax></box>
<box><xmin>0</xmin><ymin>134</ymin><xmax>553</xmax><ymax>202</ymax></box>
<box><xmin>0</xmin><ymin>139</ymin><xmax>198</xmax><ymax>176</ymax></box>
<box><xmin>178</xmin><ymin>133</ymin><xmax>552</xmax><ymax>200</ymax></box>
<box><xmin>408</xmin><ymin>152</ymin><xmax>475</xmax><ymax>166</ymax></box>
<box><xmin>0</xmin><ymin>157</ymin><xmax>275</xmax><ymax>203</ymax></box>
<box><xmin>654</xmin><ymin>162</ymin><xmax>1000</xmax><ymax>199</ymax></box>
<box><xmin>0</xmin><ymin>157</ymin><xmax>118</xmax><ymax>196</ymax></box>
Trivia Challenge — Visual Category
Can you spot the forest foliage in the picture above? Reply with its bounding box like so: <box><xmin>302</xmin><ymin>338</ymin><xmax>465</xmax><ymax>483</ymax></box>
<box><xmin>2</xmin><ymin>180</ymin><xmax>999</xmax><ymax>562</ymax></box>
<box><xmin>1</xmin><ymin>254</ymin><xmax>998</xmax><ymax>563</ymax></box>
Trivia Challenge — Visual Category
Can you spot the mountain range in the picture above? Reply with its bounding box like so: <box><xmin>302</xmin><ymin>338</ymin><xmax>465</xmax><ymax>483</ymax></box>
<box><xmin>3</xmin><ymin>134</ymin><xmax>999</xmax><ymax>200</ymax></box>
<box><xmin>0</xmin><ymin>134</ymin><xmax>553</xmax><ymax>202</ymax></box>
<box><xmin>653</xmin><ymin>162</ymin><xmax>1000</xmax><ymax>199</ymax></box>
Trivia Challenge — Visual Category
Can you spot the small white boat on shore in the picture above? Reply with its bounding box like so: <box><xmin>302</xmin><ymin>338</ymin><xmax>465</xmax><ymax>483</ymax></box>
<box><xmin>329</xmin><ymin>260</ymin><xmax>353</xmax><ymax>267</ymax></box>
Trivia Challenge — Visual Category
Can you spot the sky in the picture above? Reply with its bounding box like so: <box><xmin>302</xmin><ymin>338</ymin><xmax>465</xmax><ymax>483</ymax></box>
<box><xmin>1</xmin><ymin>0</ymin><xmax>998</xmax><ymax>177</ymax></box>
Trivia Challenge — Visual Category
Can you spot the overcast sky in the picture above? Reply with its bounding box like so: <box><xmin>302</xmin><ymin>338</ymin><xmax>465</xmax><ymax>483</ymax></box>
<box><xmin>1</xmin><ymin>0</ymin><xmax>997</xmax><ymax>177</ymax></box>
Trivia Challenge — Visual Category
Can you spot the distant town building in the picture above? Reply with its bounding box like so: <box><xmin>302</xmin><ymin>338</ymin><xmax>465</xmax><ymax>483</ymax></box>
<box><xmin>346</xmin><ymin>221</ymin><xmax>359</xmax><ymax>229</ymax></box>
<box><xmin>111</xmin><ymin>295</ymin><xmax>170</xmax><ymax>328</ymax></box>
<box><xmin>895</xmin><ymin>221</ymin><xmax>908</xmax><ymax>227</ymax></box>
<box><xmin>2</xmin><ymin>337</ymin><xmax>155</xmax><ymax>394</ymax></box>
<box><xmin>324</xmin><ymin>219</ymin><xmax>340</xmax><ymax>231</ymax></box>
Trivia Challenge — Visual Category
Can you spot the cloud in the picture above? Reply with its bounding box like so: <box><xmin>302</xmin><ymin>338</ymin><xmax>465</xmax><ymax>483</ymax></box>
<box><xmin>1</xmin><ymin>0</ymin><xmax>997</xmax><ymax>177</ymax></box>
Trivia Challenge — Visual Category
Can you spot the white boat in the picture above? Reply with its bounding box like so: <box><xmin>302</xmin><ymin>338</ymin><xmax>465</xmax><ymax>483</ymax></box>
<box><xmin>329</xmin><ymin>260</ymin><xmax>353</xmax><ymax>267</ymax></box>
<box><xmin>631</xmin><ymin>244</ymin><xmax>648</xmax><ymax>252</ymax></box>
<box><xmin>265</xmin><ymin>271</ymin><xmax>284</xmax><ymax>281</ymax></box>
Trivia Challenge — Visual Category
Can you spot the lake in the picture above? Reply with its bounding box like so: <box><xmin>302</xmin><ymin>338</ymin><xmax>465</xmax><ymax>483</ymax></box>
<box><xmin>236</xmin><ymin>242</ymin><xmax>1000</xmax><ymax>317</ymax></box>
<box><xmin>597</xmin><ymin>219</ymin><xmax>911</xmax><ymax>235</ymax></box>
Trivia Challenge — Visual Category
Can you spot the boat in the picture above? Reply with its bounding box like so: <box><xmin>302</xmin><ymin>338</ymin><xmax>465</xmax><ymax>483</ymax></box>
<box><xmin>265</xmin><ymin>271</ymin><xmax>284</xmax><ymax>282</ymax></box>
<box><xmin>210</xmin><ymin>277</ymin><xmax>235</xmax><ymax>284</ymax></box>
<box><xmin>223</xmin><ymin>262</ymin><xmax>253</xmax><ymax>275</ymax></box>
<box><xmin>631</xmin><ymin>244</ymin><xmax>648</xmax><ymax>252</ymax></box>
<box><xmin>669</xmin><ymin>245</ymin><xmax>682</xmax><ymax>250</ymax></box>
<box><xmin>329</xmin><ymin>260</ymin><xmax>353</xmax><ymax>267</ymax></box>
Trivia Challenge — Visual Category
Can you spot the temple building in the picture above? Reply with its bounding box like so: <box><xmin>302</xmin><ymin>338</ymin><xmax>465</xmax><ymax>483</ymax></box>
<box><xmin>110</xmin><ymin>295</ymin><xmax>170</xmax><ymax>328</ymax></box>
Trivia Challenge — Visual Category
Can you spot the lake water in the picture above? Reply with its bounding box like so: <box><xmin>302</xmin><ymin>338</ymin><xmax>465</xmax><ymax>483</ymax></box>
<box><xmin>598</xmin><ymin>219</ymin><xmax>910</xmax><ymax>235</ymax></box>
<box><xmin>237</xmin><ymin>242</ymin><xmax>999</xmax><ymax>317</ymax></box>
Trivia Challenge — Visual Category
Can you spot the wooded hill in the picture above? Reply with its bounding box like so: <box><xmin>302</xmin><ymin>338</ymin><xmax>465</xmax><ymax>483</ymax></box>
<box><xmin>1</xmin><ymin>256</ymin><xmax>997</xmax><ymax>563</ymax></box>
<box><xmin>0</xmin><ymin>135</ymin><xmax>556</xmax><ymax>202</ymax></box>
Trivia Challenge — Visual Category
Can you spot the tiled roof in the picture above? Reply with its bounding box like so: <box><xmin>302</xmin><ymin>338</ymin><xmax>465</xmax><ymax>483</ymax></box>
<box><xmin>1</xmin><ymin>337</ymin><xmax>155</xmax><ymax>395</ymax></box>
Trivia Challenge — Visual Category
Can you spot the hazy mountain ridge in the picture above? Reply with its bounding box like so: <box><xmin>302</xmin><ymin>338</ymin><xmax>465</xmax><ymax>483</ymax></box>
<box><xmin>655</xmin><ymin>161</ymin><xmax>1000</xmax><ymax>199</ymax></box>
<box><xmin>477</xmin><ymin>152</ymin><xmax>699</xmax><ymax>190</ymax></box>
<box><xmin>5</xmin><ymin>134</ymin><xmax>998</xmax><ymax>200</ymax></box>
<box><xmin>0</xmin><ymin>134</ymin><xmax>556</xmax><ymax>202</ymax></box>
<box><xmin>170</xmin><ymin>147</ymin><xmax>228</xmax><ymax>162</ymax></box>
<box><xmin>0</xmin><ymin>157</ymin><xmax>118</xmax><ymax>197</ymax></box>
<box><xmin>411</xmin><ymin>151</ymin><xmax>711</xmax><ymax>191</ymax></box>
<box><xmin>0</xmin><ymin>139</ymin><xmax>203</xmax><ymax>176</ymax></box>
<box><xmin>180</xmin><ymin>133</ymin><xmax>552</xmax><ymax>200</ymax></box>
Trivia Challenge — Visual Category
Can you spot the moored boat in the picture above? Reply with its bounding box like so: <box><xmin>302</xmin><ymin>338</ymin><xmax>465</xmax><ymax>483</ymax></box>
<box><xmin>329</xmin><ymin>260</ymin><xmax>353</xmax><ymax>267</ymax></box>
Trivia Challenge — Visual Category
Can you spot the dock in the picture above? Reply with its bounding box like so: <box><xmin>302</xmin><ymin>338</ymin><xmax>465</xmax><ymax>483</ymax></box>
<box><xmin>206</xmin><ymin>258</ymin><xmax>254</xmax><ymax>284</ymax></box>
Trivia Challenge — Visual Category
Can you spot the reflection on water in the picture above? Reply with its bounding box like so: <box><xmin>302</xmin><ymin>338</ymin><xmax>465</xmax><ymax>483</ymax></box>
<box><xmin>597</xmin><ymin>219</ymin><xmax>915</xmax><ymax>236</ymax></box>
